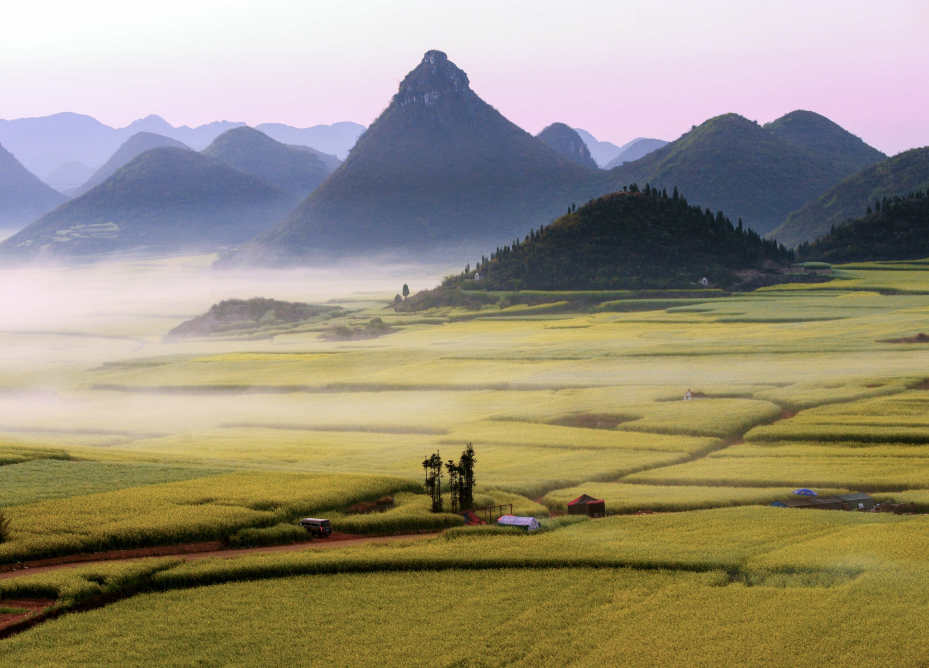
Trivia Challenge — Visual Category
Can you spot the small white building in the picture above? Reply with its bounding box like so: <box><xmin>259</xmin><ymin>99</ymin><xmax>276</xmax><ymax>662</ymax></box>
<box><xmin>497</xmin><ymin>515</ymin><xmax>541</xmax><ymax>531</ymax></box>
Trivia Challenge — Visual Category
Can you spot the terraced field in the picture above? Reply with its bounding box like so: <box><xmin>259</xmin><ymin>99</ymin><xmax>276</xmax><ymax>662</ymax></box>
<box><xmin>3</xmin><ymin>257</ymin><xmax>929</xmax><ymax>662</ymax></box>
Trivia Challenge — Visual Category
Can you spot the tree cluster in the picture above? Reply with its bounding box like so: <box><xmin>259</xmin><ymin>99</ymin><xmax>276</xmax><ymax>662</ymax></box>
<box><xmin>445</xmin><ymin>184</ymin><xmax>793</xmax><ymax>291</ymax></box>
<box><xmin>797</xmin><ymin>190</ymin><xmax>929</xmax><ymax>263</ymax></box>
<box><xmin>422</xmin><ymin>444</ymin><xmax>477</xmax><ymax>513</ymax></box>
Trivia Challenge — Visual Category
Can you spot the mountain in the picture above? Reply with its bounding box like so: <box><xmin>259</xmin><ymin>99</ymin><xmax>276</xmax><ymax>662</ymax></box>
<box><xmin>604</xmin><ymin>138</ymin><xmax>668</xmax><ymax>168</ymax></box>
<box><xmin>536</xmin><ymin>123</ymin><xmax>598</xmax><ymax>169</ymax></box>
<box><xmin>764</xmin><ymin>110</ymin><xmax>885</xmax><ymax>175</ymax></box>
<box><xmin>573</xmin><ymin>128</ymin><xmax>623</xmax><ymax>168</ymax></box>
<box><xmin>771</xmin><ymin>148</ymin><xmax>929</xmax><ymax>247</ymax></box>
<box><xmin>120</xmin><ymin>115</ymin><xmax>245</xmax><ymax>149</ymax></box>
<box><xmin>427</xmin><ymin>186</ymin><xmax>794</xmax><ymax>293</ymax></box>
<box><xmin>201</xmin><ymin>127</ymin><xmax>333</xmax><ymax>202</ymax></box>
<box><xmin>230</xmin><ymin>50</ymin><xmax>599</xmax><ymax>265</ymax></box>
<box><xmin>0</xmin><ymin>147</ymin><xmax>288</xmax><ymax>260</ymax></box>
<box><xmin>72</xmin><ymin>132</ymin><xmax>190</xmax><ymax>197</ymax></box>
<box><xmin>607</xmin><ymin>113</ymin><xmax>876</xmax><ymax>235</ymax></box>
<box><xmin>0</xmin><ymin>113</ymin><xmax>117</xmax><ymax>178</ymax></box>
<box><xmin>797</xmin><ymin>190</ymin><xmax>929</xmax><ymax>263</ymax></box>
<box><xmin>256</xmin><ymin>122</ymin><xmax>365</xmax><ymax>162</ymax></box>
<box><xmin>0</xmin><ymin>113</ymin><xmax>363</xmax><ymax>177</ymax></box>
<box><xmin>0</xmin><ymin>143</ymin><xmax>66</xmax><ymax>229</ymax></box>
<box><xmin>45</xmin><ymin>161</ymin><xmax>95</xmax><ymax>192</ymax></box>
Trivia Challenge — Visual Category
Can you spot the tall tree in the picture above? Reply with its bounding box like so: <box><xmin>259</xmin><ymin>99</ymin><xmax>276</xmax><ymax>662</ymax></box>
<box><xmin>457</xmin><ymin>443</ymin><xmax>477</xmax><ymax>509</ymax></box>
<box><xmin>446</xmin><ymin>459</ymin><xmax>461</xmax><ymax>513</ymax></box>
<box><xmin>422</xmin><ymin>451</ymin><xmax>444</xmax><ymax>513</ymax></box>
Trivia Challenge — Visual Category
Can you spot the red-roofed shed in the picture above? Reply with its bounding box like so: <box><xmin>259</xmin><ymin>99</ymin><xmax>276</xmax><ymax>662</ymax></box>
<box><xmin>567</xmin><ymin>494</ymin><xmax>606</xmax><ymax>517</ymax></box>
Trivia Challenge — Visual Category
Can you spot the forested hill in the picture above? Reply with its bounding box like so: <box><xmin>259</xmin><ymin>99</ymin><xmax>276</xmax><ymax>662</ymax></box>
<box><xmin>443</xmin><ymin>185</ymin><xmax>793</xmax><ymax>291</ymax></box>
<box><xmin>797</xmin><ymin>191</ymin><xmax>929</xmax><ymax>263</ymax></box>
<box><xmin>771</xmin><ymin>148</ymin><xmax>929</xmax><ymax>247</ymax></box>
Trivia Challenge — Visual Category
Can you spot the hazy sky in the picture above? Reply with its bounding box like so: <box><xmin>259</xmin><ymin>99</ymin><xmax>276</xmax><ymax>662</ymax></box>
<box><xmin>2</xmin><ymin>0</ymin><xmax>926</xmax><ymax>154</ymax></box>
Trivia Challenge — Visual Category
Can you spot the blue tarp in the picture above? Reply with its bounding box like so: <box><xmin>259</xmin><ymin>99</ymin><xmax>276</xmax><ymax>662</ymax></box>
<box><xmin>770</xmin><ymin>501</ymin><xmax>788</xmax><ymax>507</ymax></box>
<box><xmin>793</xmin><ymin>489</ymin><xmax>817</xmax><ymax>496</ymax></box>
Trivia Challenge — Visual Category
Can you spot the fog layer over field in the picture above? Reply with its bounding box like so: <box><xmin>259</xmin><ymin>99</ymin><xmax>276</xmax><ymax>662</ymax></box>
<box><xmin>0</xmin><ymin>254</ymin><xmax>452</xmax><ymax>436</ymax></box>
<box><xmin>1</xmin><ymin>254</ymin><xmax>449</xmax><ymax>334</ymax></box>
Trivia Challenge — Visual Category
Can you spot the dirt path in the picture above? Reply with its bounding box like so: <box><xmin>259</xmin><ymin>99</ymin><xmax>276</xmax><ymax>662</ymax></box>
<box><xmin>0</xmin><ymin>532</ymin><xmax>437</xmax><ymax>582</ymax></box>
<box><xmin>0</xmin><ymin>532</ymin><xmax>439</xmax><ymax>638</ymax></box>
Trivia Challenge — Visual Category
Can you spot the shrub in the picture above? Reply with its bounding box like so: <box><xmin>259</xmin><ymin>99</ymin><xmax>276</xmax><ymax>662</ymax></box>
<box><xmin>226</xmin><ymin>523</ymin><xmax>310</xmax><ymax>548</ymax></box>
<box><xmin>0</xmin><ymin>509</ymin><xmax>9</xmax><ymax>543</ymax></box>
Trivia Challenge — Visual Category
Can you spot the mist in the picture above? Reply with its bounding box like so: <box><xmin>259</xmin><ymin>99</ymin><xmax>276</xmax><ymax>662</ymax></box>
<box><xmin>0</xmin><ymin>253</ymin><xmax>454</xmax><ymax>443</ymax></box>
<box><xmin>1</xmin><ymin>253</ymin><xmax>450</xmax><ymax>332</ymax></box>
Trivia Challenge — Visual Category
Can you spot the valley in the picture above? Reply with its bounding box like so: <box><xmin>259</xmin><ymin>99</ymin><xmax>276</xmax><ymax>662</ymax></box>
<box><xmin>2</xmin><ymin>257</ymin><xmax>929</xmax><ymax>662</ymax></box>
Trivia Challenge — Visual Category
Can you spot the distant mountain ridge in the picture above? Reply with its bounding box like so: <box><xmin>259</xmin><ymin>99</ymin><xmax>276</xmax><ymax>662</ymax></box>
<box><xmin>0</xmin><ymin>147</ymin><xmax>290</xmax><ymax>259</ymax></box>
<box><xmin>604</xmin><ymin>138</ymin><xmax>669</xmax><ymax>168</ymax></box>
<box><xmin>229</xmin><ymin>50</ymin><xmax>601</xmax><ymax>265</ymax></box>
<box><xmin>255</xmin><ymin>122</ymin><xmax>365</xmax><ymax>162</ymax></box>
<box><xmin>0</xmin><ymin>142</ymin><xmax>66</xmax><ymax>229</ymax></box>
<box><xmin>72</xmin><ymin>132</ymin><xmax>190</xmax><ymax>197</ymax></box>
<box><xmin>0</xmin><ymin>113</ymin><xmax>365</xmax><ymax>181</ymax></box>
<box><xmin>771</xmin><ymin>147</ymin><xmax>929</xmax><ymax>247</ymax></box>
<box><xmin>45</xmin><ymin>161</ymin><xmax>94</xmax><ymax>192</ymax></box>
<box><xmin>605</xmin><ymin>112</ymin><xmax>887</xmax><ymax>234</ymax></box>
<box><xmin>202</xmin><ymin>127</ymin><xmax>334</xmax><ymax>204</ymax></box>
<box><xmin>536</xmin><ymin>123</ymin><xmax>598</xmax><ymax>169</ymax></box>
<box><xmin>573</xmin><ymin>128</ymin><xmax>623</xmax><ymax>167</ymax></box>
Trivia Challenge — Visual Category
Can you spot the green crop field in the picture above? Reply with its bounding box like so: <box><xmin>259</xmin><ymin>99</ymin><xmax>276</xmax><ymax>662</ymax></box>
<box><xmin>5</xmin><ymin>508</ymin><xmax>929</xmax><ymax>665</ymax></box>
<box><xmin>3</xmin><ymin>259</ymin><xmax>929</xmax><ymax>662</ymax></box>
<box><xmin>15</xmin><ymin>567</ymin><xmax>929</xmax><ymax>667</ymax></box>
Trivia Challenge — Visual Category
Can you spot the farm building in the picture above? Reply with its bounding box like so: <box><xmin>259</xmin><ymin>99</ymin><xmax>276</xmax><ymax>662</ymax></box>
<box><xmin>567</xmin><ymin>494</ymin><xmax>606</xmax><ymax>517</ymax></box>
<box><xmin>783</xmin><ymin>496</ymin><xmax>845</xmax><ymax>510</ymax></box>
<box><xmin>497</xmin><ymin>515</ymin><xmax>541</xmax><ymax>531</ymax></box>
<box><xmin>836</xmin><ymin>492</ymin><xmax>876</xmax><ymax>510</ymax></box>
<box><xmin>778</xmin><ymin>492</ymin><xmax>876</xmax><ymax>511</ymax></box>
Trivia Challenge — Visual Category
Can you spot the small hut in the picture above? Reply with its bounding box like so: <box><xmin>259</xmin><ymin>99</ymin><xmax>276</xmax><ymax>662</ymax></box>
<box><xmin>497</xmin><ymin>515</ymin><xmax>541</xmax><ymax>531</ymax></box>
<box><xmin>567</xmin><ymin>494</ymin><xmax>606</xmax><ymax>517</ymax></box>
<box><xmin>836</xmin><ymin>492</ymin><xmax>876</xmax><ymax>510</ymax></box>
<box><xmin>784</xmin><ymin>496</ymin><xmax>844</xmax><ymax>510</ymax></box>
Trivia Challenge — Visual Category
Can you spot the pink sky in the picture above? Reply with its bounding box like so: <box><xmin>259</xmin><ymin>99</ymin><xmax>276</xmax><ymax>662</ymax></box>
<box><xmin>3</xmin><ymin>0</ymin><xmax>926</xmax><ymax>155</ymax></box>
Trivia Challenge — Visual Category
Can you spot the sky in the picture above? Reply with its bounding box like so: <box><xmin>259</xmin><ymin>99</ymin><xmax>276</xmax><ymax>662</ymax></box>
<box><xmin>2</xmin><ymin>0</ymin><xmax>926</xmax><ymax>155</ymax></box>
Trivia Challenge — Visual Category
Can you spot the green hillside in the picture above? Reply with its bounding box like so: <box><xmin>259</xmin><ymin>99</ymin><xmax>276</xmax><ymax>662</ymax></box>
<box><xmin>764</xmin><ymin>110</ymin><xmax>885</xmax><ymax>174</ymax></box>
<box><xmin>436</xmin><ymin>185</ymin><xmax>793</xmax><ymax>292</ymax></box>
<box><xmin>202</xmin><ymin>127</ymin><xmax>333</xmax><ymax>201</ymax></box>
<box><xmin>797</xmin><ymin>190</ymin><xmax>929</xmax><ymax>263</ymax></box>
<box><xmin>0</xmin><ymin>147</ymin><xmax>289</xmax><ymax>259</ymax></box>
<box><xmin>607</xmin><ymin>113</ymin><xmax>883</xmax><ymax>235</ymax></box>
<box><xmin>772</xmin><ymin>148</ymin><xmax>929</xmax><ymax>247</ymax></box>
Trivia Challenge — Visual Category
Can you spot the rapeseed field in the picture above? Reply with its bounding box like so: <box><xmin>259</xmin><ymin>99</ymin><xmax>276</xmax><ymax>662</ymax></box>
<box><xmin>3</xmin><ymin>262</ymin><xmax>929</xmax><ymax>663</ymax></box>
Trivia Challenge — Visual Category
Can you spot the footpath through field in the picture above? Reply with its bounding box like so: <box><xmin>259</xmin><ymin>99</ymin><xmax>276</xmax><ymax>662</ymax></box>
<box><xmin>0</xmin><ymin>532</ymin><xmax>438</xmax><ymax>582</ymax></box>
